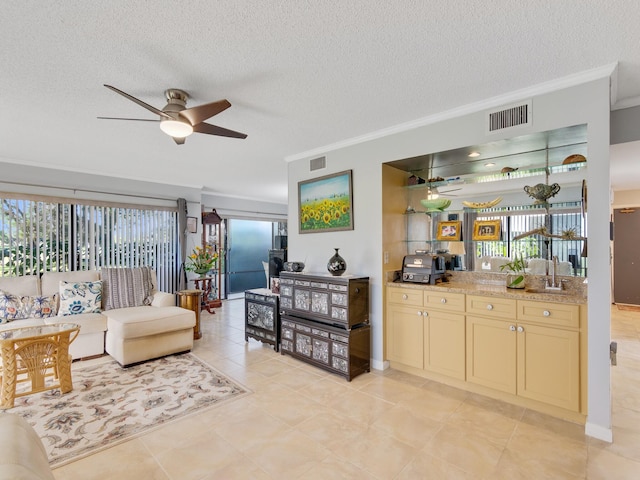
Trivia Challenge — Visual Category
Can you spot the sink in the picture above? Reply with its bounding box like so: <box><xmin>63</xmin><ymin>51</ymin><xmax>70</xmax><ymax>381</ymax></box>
<box><xmin>524</xmin><ymin>288</ymin><xmax>570</xmax><ymax>295</ymax></box>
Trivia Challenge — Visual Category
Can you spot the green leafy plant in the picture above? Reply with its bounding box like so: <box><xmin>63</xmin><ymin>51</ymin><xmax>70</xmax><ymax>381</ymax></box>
<box><xmin>500</xmin><ymin>254</ymin><xmax>526</xmax><ymax>288</ymax></box>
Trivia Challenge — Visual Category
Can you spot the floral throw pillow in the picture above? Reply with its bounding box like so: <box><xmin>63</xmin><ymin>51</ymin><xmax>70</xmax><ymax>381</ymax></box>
<box><xmin>31</xmin><ymin>294</ymin><xmax>58</xmax><ymax>318</ymax></box>
<box><xmin>58</xmin><ymin>281</ymin><xmax>103</xmax><ymax>316</ymax></box>
<box><xmin>0</xmin><ymin>289</ymin><xmax>32</xmax><ymax>323</ymax></box>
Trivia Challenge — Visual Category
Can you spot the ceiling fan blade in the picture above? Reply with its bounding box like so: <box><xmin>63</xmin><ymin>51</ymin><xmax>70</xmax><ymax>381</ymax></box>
<box><xmin>437</xmin><ymin>187</ymin><xmax>462</xmax><ymax>197</ymax></box>
<box><xmin>179</xmin><ymin>99</ymin><xmax>231</xmax><ymax>125</ymax></box>
<box><xmin>193</xmin><ymin>122</ymin><xmax>247</xmax><ymax>139</ymax></box>
<box><xmin>97</xmin><ymin>116</ymin><xmax>160</xmax><ymax>122</ymax></box>
<box><xmin>173</xmin><ymin>137</ymin><xmax>186</xmax><ymax>145</ymax></box>
<box><xmin>103</xmin><ymin>84</ymin><xmax>172</xmax><ymax>119</ymax></box>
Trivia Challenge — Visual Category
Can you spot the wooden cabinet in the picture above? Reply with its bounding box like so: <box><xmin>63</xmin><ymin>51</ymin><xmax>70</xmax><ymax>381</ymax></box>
<box><xmin>386</xmin><ymin>303</ymin><xmax>424</xmax><ymax>369</ymax></box>
<box><xmin>387</xmin><ymin>286</ymin><xmax>585</xmax><ymax>415</ymax></box>
<box><xmin>280</xmin><ymin>272</ymin><xmax>370</xmax><ymax>381</ymax></box>
<box><xmin>424</xmin><ymin>309</ymin><xmax>466</xmax><ymax>380</ymax></box>
<box><xmin>244</xmin><ymin>289</ymin><xmax>279</xmax><ymax>351</ymax></box>
<box><xmin>279</xmin><ymin>272</ymin><xmax>369</xmax><ymax>328</ymax></box>
<box><xmin>280</xmin><ymin>314</ymin><xmax>370</xmax><ymax>381</ymax></box>
<box><xmin>466</xmin><ymin>315</ymin><xmax>517</xmax><ymax>393</ymax></box>
<box><xmin>387</xmin><ymin>286</ymin><xmax>465</xmax><ymax>379</ymax></box>
<box><xmin>466</xmin><ymin>296</ymin><xmax>580</xmax><ymax>412</ymax></box>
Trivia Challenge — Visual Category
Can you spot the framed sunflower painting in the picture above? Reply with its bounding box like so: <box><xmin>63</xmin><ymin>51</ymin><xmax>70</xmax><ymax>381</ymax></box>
<box><xmin>298</xmin><ymin>170</ymin><xmax>354</xmax><ymax>233</ymax></box>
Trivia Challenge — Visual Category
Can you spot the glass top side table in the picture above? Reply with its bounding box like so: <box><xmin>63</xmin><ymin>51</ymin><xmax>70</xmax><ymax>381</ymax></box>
<box><xmin>0</xmin><ymin>323</ymin><xmax>79</xmax><ymax>409</ymax></box>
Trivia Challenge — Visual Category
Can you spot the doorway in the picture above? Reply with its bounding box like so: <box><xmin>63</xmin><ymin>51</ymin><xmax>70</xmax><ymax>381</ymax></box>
<box><xmin>613</xmin><ymin>207</ymin><xmax>640</xmax><ymax>305</ymax></box>
<box><xmin>226</xmin><ymin>219</ymin><xmax>287</xmax><ymax>296</ymax></box>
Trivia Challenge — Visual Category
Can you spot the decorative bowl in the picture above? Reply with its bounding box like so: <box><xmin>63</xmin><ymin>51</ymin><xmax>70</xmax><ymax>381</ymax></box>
<box><xmin>420</xmin><ymin>198</ymin><xmax>451</xmax><ymax>212</ymax></box>
<box><xmin>524</xmin><ymin>183</ymin><xmax>561</xmax><ymax>204</ymax></box>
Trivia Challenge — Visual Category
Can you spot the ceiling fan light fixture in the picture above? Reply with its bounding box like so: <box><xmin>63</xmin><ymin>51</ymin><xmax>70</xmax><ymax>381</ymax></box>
<box><xmin>160</xmin><ymin>118</ymin><xmax>193</xmax><ymax>138</ymax></box>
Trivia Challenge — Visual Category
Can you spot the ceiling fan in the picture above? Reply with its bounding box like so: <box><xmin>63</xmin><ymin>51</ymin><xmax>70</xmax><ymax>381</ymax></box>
<box><xmin>98</xmin><ymin>84</ymin><xmax>247</xmax><ymax>145</ymax></box>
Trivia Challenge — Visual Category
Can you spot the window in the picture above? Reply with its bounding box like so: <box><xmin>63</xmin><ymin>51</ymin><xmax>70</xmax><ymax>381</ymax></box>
<box><xmin>1</xmin><ymin>197</ymin><xmax>179</xmax><ymax>292</ymax></box>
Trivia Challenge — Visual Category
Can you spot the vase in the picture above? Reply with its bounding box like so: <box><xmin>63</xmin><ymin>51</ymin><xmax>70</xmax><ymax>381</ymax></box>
<box><xmin>506</xmin><ymin>273</ymin><xmax>525</xmax><ymax>289</ymax></box>
<box><xmin>327</xmin><ymin>248</ymin><xmax>347</xmax><ymax>276</ymax></box>
<box><xmin>194</xmin><ymin>268</ymin><xmax>210</xmax><ymax>277</ymax></box>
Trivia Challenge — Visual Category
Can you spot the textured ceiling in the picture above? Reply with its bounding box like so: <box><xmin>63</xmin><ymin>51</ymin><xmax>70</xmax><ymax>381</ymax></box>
<box><xmin>2</xmin><ymin>1</ymin><xmax>639</xmax><ymax>204</ymax></box>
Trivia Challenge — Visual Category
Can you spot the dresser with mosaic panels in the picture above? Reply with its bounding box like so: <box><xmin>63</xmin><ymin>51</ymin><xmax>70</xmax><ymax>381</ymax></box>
<box><xmin>278</xmin><ymin>272</ymin><xmax>370</xmax><ymax>381</ymax></box>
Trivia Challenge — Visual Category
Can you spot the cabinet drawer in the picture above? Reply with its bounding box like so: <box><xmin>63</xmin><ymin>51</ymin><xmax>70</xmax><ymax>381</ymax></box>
<box><xmin>387</xmin><ymin>287</ymin><xmax>423</xmax><ymax>307</ymax></box>
<box><xmin>466</xmin><ymin>295</ymin><xmax>516</xmax><ymax>319</ymax></box>
<box><xmin>424</xmin><ymin>291</ymin><xmax>465</xmax><ymax>312</ymax></box>
<box><xmin>517</xmin><ymin>300</ymin><xmax>580</xmax><ymax>329</ymax></box>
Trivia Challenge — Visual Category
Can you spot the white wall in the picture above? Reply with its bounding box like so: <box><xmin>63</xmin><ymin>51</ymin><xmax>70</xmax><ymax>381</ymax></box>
<box><xmin>612</xmin><ymin>189</ymin><xmax>640</xmax><ymax>208</ymax></box>
<box><xmin>287</xmin><ymin>77</ymin><xmax>613</xmax><ymax>440</ymax></box>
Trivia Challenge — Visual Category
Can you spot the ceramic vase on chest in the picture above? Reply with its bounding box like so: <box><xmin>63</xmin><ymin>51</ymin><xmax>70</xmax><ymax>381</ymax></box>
<box><xmin>327</xmin><ymin>248</ymin><xmax>347</xmax><ymax>276</ymax></box>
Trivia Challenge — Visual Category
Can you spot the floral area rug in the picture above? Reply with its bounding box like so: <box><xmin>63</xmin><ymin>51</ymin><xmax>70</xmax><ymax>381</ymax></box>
<box><xmin>4</xmin><ymin>353</ymin><xmax>250</xmax><ymax>467</ymax></box>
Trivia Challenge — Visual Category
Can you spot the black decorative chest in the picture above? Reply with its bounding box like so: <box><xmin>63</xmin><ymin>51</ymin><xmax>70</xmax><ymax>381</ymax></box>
<box><xmin>279</xmin><ymin>272</ymin><xmax>370</xmax><ymax>381</ymax></box>
<box><xmin>244</xmin><ymin>288</ymin><xmax>279</xmax><ymax>351</ymax></box>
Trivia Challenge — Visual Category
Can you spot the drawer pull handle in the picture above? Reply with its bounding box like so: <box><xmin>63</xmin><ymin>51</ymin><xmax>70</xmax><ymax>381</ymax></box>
<box><xmin>543</xmin><ymin>310</ymin><xmax>551</xmax><ymax>317</ymax></box>
<box><xmin>486</xmin><ymin>304</ymin><xmax>493</xmax><ymax>311</ymax></box>
<box><xmin>440</xmin><ymin>298</ymin><xmax>447</xmax><ymax>304</ymax></box>
<box><xmin>417</xmin><ymin>311</ymin><xmax>423</xmax><ymax>316</ymax></box>
<box><xmin>355</xmin><ymin>288</ymin><xmax>360</xmax><ymax>294</ymax></box>
<box><xmin>402</xmin><ymin>294</ymin><xmax>408</xmax><ymax>300</ymax></box>
<box><xmin>517</xmin><ymin>326</ymin><xmax>524</xmax><ymax>333</ymax></box>
<box><xmin>509</xmin><ymin>325</ymin><xmax>516</xmax><ymax>331</ymax></box>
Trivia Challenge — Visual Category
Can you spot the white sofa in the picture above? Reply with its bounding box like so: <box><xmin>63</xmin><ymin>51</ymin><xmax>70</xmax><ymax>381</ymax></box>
<box><xmin>0</xmin><ymin>270</ymin><xmax>194</xmax><ymax>363</ymax></box>
<box><xmin>0</xmin><ymin>414</ymin><xmax>54</xmax><ymax>480</ymax></box>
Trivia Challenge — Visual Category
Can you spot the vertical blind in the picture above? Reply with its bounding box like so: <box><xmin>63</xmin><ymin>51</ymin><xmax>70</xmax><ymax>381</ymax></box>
<box><xmin>1</xmin><ymin>197</ymin><xmax>179</xmax><ymax>292</ymax></box>
<box><xmin>470</xmin><ymin>206</ymin><xmax>586</xmax><ymax>276</ymax></box>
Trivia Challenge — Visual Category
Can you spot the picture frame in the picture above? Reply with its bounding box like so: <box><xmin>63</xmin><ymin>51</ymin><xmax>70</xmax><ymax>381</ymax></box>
<box><xmin>298</xmin><ymin>170</ymin><xmax>354</xmax><ymax>233</ymax></box>
<box><xmin>473</xmin><ymin>219</ymin><xmax>502</xmax><ymax>241</ymax></box>
<box><xmin>186</xmin><ymin>216</ymin><xmax>197</xmax><ymax>234</ymax></box>
<box><xmin>436</xmin><ymin>220</ymin><xmax>462</xmax><ymax>241</ymax></box>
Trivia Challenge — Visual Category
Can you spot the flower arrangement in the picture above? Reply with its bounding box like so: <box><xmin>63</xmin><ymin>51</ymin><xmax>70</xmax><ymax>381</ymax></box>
<box><xmin>186</xmin><ymin>245</ymin><xmax>218</xmax><ymax>274</ymax></box>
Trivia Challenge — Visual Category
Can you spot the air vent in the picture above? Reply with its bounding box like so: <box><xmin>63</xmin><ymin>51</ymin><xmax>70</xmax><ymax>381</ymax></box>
<box><xmin>486</xmin><ymin>101</ymin><xmax>531</xmax><ymax>134</ymax></box>
<box><xmin>309</xmin><ymin>156</ymin><xmax>326</xmax><ymax>171</ymax></box>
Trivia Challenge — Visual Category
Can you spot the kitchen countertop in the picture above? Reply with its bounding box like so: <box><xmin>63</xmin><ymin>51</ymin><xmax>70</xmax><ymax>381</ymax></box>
<box><xmin>387</xmin><ymin>280</ymin><xmax>587</xmax><ymax>304</ymax></box>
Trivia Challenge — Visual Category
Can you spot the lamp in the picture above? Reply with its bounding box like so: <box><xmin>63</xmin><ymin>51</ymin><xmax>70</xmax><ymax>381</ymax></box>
<box><xmin>448</xmin><ymin>241</ymin><xmax>465</xmax><ymax>255</ymax></box>
<box><xmin>426</xmin><ymin>188</ymin><xmax>439</xmax><ymax>200</ymax></box>
<box><xmin>159</xmin><ymin>118</ymin><xmax>194</xmax><ymax>138</ymax></box>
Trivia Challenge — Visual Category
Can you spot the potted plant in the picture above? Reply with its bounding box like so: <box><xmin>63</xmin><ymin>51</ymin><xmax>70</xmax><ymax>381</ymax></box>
<box><xmin>186</xmin><ymin>245</ymin><xmax>218</xmax><ymax>277</ymax></box>
<box><xmin>500</xmin><ymin>254</ymin><xmax>527</xmax><ymax>289</ymax></box>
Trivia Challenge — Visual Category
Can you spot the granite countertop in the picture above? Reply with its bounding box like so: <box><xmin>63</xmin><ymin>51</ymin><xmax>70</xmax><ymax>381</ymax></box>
<box><xmin>387</xmin><ymin>278</ymin><xmax>587</xmax><ymax>304</ymax></box>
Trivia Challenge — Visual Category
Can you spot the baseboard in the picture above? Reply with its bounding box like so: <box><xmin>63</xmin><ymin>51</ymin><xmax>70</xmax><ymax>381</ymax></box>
<box><xmin>585</xmin><ymin>422</ymin><xmax>613</xmax><ymax>443</ymax></box>
<box><xmin>371</xmin><ymin>359</ymin><xmax>390</xmax><ymax>371</ymax></box>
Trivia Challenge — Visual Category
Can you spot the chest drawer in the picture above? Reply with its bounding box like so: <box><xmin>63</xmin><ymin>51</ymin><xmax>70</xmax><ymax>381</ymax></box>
<box><xmin>517</xmin><ymin>300</ymin><xmax>581</xmax><ymax>329</ymax></box>
<box><xmin>387</xmin><ymin>287</ymin><xmax>423</xmax><ymax>307</ymax></box>
<box><xmin>466</xmin><ymin>295</ymin><xmax>516</xmax><ymax>319</ymax></box>
<box><xmin>424</xmin><ymin>291</ymin><xmax>465</xmax><ymax>312</ymax></box>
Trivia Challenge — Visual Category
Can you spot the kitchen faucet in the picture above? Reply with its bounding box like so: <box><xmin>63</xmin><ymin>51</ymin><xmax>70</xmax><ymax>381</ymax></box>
<box><xmin>545</xmin><ymin>255</ymin><xmax>562</xmax><ymax>290</ymax></box>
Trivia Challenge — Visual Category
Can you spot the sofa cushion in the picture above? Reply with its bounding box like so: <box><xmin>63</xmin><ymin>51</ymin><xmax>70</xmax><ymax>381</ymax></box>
<box><xmin>0</xmin><ymin>413</ymin><xmax>55</xmax><ymax>480</ymax></box>
<box><xmin>102</xmin><ymin>267</ymin><xmax>154</xmax><ymax>310</ymax></box>
<box><xmin>58</xmin><ymin>281</ymin><xmax>103</xmax><ymax>316</ymax></box>
<box><xmin>0</xmin><ymin>275</ymin><xmax>40</xmax><ymax>297</ymax></box>
<box><xmin>41</xmin><ymin>271</ymin><xmax>100</xmax><ymax>298</ymax></box>
<box><xmin>44</xmin><ymin>312</ymin><xmax>107</xmax><ymax>335</ymax></box>
<box><xmin>105</xmin><ymin>306</ymin><xmax>195</xmax><ymax>339</ymax></box>
<box><xmin>0</xmin><ymin>290</ymin><xmax>32</xmax><ymax>323</ymax></box>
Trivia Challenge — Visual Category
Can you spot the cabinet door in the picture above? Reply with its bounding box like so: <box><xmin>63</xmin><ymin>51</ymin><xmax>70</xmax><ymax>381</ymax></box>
<box><xmin>466</xmin><ymin>316</ymin><xmax>516</xmax><ymax>394</ymax></box>
<box><xmin>424</xmin><ymin>310</ymin><xmax>465</xmax><ymax>380</ymax></box>
<box><xmin>386</xmin><ymin>304</ymin><xmax>424</xmax><ymax>369</ymax></box>
<box><xmin>517</xmin><ymin>323</ymin><xmax>580</xmax><ymax>411</ymax></box>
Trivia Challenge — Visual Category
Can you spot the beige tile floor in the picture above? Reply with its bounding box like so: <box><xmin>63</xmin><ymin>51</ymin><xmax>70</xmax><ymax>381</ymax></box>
<box><xmin>52</xmin><ymin>301</ymin><xmax>640</xmax><ymax>479</ymax></box>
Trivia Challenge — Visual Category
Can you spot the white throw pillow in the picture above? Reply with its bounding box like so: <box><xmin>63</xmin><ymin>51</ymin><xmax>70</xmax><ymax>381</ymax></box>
<box><xmin>58</xmin><ymin>281</ymin><xmax>103</xmax><ymax>316</ymax></box>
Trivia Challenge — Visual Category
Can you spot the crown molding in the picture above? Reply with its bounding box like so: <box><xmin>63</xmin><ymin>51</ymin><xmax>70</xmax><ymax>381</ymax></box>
<box><xmin>285</xmin><ymin>63</ymin><xmax>619</xmax><ymax>163</ymax></box>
